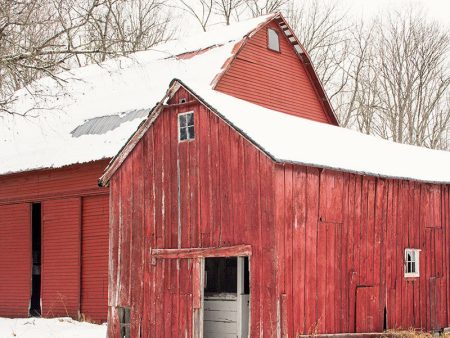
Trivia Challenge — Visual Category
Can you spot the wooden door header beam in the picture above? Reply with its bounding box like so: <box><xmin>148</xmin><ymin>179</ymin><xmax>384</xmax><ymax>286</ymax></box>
<box><xmin>151</xmin><ymin>245</ymin><xmax>252</xmax><ymax>259</ymax></box>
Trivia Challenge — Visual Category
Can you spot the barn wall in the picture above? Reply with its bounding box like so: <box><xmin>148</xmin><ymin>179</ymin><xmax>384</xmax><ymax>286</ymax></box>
<box><xmin>215</xmin><ymin>21</ymin><xmax>335</xmax><ymax>125</ymax></box>
<box><xmin>81</xmin><ymin>194</ymin><xmax>109</xmax><ymax>322</ymax></box>
<box><xmin>0</xmin><ymin>161</ymin><xmax>109</xmax><ymax>321</ymax></box>
<box><xmin>274</xmin><ymin>165</ymin><xmax>450</xmax><ymax>335</ymax></box>
<box><xmin>41</xmin><ymin>198</ymin><xmax>81</xmax><ymax>318</ymax></box>
<box><xmin>0</xmin><ymin>203</ymin><xmax>31</xmax><ymax>317</ymax></box>
<box><xmin>0</xmin><ymin>160</ymin><xmax>109</xmax><ymax>204</ymax></box>
<box><xmin>108</xmin><ymin>87</ymin><xmax>278</xmax><ymax>338</ymax></box>
<box><xmin>108</xmin><ymin>86</ymin><xmax>450</xmax><ymax>337</ymax></box>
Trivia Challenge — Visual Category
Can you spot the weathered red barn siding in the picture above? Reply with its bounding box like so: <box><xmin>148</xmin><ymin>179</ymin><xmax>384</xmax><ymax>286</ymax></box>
<box><xmin>108</xmin><ymin>86</ymin><xmax>450</xmax><ymax>337</ymax></box>
<box><xmin>215</xmin><ymin>21</ymin><xmax>335</xmax><ymax>125</ymax></box>
<box><xmin>108</xmin><ymin>87</ymin><xmax>278</xmax><ymax>338</ymax></box>
<box><xmin>0</xmin><ymin>160</ymin><xmax>109</xmax><ymax>320</ymax></box>
<box><xmin>274</xmin><ymin>166</ymin><xmax>450</xmax><ymax>335</ymax></box>
<box><xmin>0</xmin><ymin>203</ymin><xmax>31</xmax><ymax>317</ymax></box>
<box><xmin>81</xmin><ymin>195</ymin><xmax>109</xmax><ymax>322</ymax></box>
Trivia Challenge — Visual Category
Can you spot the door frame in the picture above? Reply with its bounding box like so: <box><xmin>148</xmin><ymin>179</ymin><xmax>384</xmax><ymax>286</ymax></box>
<box><xmin>151</xmin><ymin>244</ymin><xmax>252</xmax><ymax>338</ymax></box>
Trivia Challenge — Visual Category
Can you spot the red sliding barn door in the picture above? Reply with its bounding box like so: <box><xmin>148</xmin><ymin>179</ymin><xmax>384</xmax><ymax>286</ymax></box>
<box><xmin>81</xmin><ymin>195</ymin><xmax>109</xmax><ymax>322</ymax></box>
<box><xmin>0</xmin><ymin>203</ymin><xmax>31</xmax><ymax>317</ymax></box>
<box><xmin>41</xmin><ymin>198</ymin><xmax>81</xmax><ymax>317</ymax></box>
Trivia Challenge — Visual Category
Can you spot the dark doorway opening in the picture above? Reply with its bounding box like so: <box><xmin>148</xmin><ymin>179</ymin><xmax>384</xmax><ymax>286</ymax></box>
<box><xmin>203</xmin><ymin>256</ymin><xmax>250</xmax><ymax>337</ymax></box>
<box><xmin>30</xmin><ymin>203</ymin><xmax>41</xmax><ymax>316</ymax></box>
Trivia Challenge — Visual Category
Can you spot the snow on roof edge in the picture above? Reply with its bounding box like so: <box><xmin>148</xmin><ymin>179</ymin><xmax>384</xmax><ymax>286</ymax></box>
<box><xmin>181</xmin><ymin>81</ymin><xmax>450</xmax><ymax>185</ymax></box>
<box><xmin>100</xmin><ymin>79</ymin><xmax>450</xmax><ymax>186</ymax></box>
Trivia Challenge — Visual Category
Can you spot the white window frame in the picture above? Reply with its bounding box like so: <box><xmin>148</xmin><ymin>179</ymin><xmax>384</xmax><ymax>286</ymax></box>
<box><xmin>267</xmin><ymin>28</ymin><xmax>280</xmax><ymax>52</ymax></box>
<box><xmin>404</xmin><ymin>248</ymin><xmax>420</xmax><ymax>278</ymax></box>
<box><xmin>178</xmin><ymin>111</ymin><xmax>195</xmax><ymax>142</ymax></box>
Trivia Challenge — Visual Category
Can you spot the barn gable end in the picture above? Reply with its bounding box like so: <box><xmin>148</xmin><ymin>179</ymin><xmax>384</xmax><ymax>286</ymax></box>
<box><xmin>215</xmin><ymin>18</ymin><xmax>338</xmax><ymax>125</ymax></box>
<box><xmin>107</xmin><ymin>85</ymin><xmax>280</xmax><ymax>337</ymax></box>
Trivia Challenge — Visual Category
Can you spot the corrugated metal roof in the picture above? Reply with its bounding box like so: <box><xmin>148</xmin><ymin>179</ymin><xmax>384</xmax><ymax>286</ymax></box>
<box><xmin>71</xmin><ymin>108</ymin><xmax>150</xmax><ymax>137</ymax></box>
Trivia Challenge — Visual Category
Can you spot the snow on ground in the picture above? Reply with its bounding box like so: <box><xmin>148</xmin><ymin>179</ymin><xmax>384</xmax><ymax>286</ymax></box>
<box><xmin>0</xmin><ymin>317</ymin><xmax>106</xmax><ymax>338</ymax></box>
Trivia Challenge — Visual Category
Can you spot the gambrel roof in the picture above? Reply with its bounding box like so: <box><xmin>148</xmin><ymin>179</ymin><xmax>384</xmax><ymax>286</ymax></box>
<box><xmin>100</xmin><ymin>80</ymin><xmax>450</xmax><ymax>185</ymax></box>
<box><xmin>1</xmin><ymin>14</ymin><xmax>295</xmax><ymax>175</ymax></box>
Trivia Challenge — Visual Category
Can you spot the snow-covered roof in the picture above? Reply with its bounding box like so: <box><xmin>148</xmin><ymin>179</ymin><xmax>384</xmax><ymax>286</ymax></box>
<box><xmin>189</xmin><ymin>83</ymin><xmax>450</xmax><ymax>184</ymax></box>
<box><xmin>0</xmin><ymin>15</ymin><xmax>273</xmax><ymax>176</ymax></box>
<box><xmin>101</xmin><ymin>80</ymin><xmax>450</xmax><ymax>185</ymax></box>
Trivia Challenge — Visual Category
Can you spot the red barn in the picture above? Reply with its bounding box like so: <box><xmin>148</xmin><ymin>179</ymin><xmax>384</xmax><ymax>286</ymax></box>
<box><xmin>99</xmin><ymin>14</ymin><xmax>450</xmax><ymax>338</ymax></box>
<box><xmin>0</xmin><ymin>161</ymin><xmax>110</xmax><ymax>322</ymax></box>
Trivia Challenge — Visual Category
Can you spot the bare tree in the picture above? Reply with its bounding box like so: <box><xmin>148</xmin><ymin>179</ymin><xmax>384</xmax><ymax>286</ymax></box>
<box><xmin>214</xmin><ymin>0</ymin><xmax>245</xmax><ymax>25</ymax></box>
<box><xmin>367</xmin><ymin>10</ymin><xmax>449</xmax><ymax>149</ymax></box>
<box><xmin>176</xmin><ymin>0</ymin><xmax>213</xmax><ymax>31</ymax></box>
<box><xmin>82</xmin><ymin>0</ymin><xmax>173</xmax><ymax>63</ymax></box>
<box><xmin>244</xmin><ymin>0</ymin><xmax>288</xmax><ymax>17</ymax></box>
<box><xmin>285</xmin><ymin>0</ymin><xmax>350</xmax><ymax>101</ymax></box>
<box><xmin>0</xmin><ymin>0</ymin><xmax>174</xmax><ymax>116</ymax></box>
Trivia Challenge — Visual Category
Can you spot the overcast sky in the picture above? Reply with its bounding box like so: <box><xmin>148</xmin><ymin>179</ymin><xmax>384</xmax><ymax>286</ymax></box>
<box><xmin>340</xmin><ymin>0</ymin><xmax>449</xmax><ymax>25</ymax></box>
<box><xmin>175</xmin><ymin>0</ymin><xmax>449</xmax><ymax>37</ymax></box>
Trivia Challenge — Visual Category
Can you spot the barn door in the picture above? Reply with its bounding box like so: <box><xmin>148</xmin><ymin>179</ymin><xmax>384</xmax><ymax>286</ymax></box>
<box><xmin>148</xmin><ymin>257</ymin><xmax>203</xmax><ymax>337</ymax></box>
<box><xmin>355</xmin><ymin>286</ymin><xmax>382</xmax><ymax>333</ymax></box>
<box><xmin>203</xmin><ymin>256</ymin><xmax>249</xmax><ymax>338</ymax></box>
<box><xmin>41</xmin><ymin>198</ymin><xmax>81</xmax><ymax>317</ymax></box>
<box><xmin>0</xmin><ymin>203</ymin><xmax>31</xmax><ymax>317</ymax></box>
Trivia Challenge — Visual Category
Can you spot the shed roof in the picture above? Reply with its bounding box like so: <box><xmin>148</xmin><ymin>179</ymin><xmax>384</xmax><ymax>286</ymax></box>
<box><xmin>101</xmin><ymin>80</ymin><xmax>450</xmax><ymax>185</ymax></box>
<box><xmin>0</xmin><ymin>15</ymin><xmax>274</xmax><ymax>176</ymax></box>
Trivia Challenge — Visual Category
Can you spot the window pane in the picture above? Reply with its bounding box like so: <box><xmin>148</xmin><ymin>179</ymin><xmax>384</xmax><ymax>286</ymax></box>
<box><xmin>180</xmin><ymin>127</ymin><xmax>187</xmax><ymax>140</ymax></box>
<box><xmin>186</xmin><ymin>113</ymin><xmax>194</xmax><ymax>126</ymax></box>
<box><xmin>188</xmin><ymin>126</ymin><xmax>195</xmax><ymax>139</ymax></box>
<box><xmin>411</xmin><ymin>262</ymin><xmax>416</xmax><ymax>273</ymax></box>
<box><xmin>268</xmin><ymin>28</ymin><xmax>280</xmax><ymax>52</ymax></box>
<box><xmin>179</xmin><ymin>114</ymin><xmax>186</xmax><ymax>127</ymax></box>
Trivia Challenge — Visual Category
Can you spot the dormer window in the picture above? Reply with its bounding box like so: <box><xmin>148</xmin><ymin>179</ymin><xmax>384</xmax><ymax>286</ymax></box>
<box><xmin>178</xmin><ymin>111</ymin><xmax>195</xmax><ymax>142</ymax></box>
<box><xmin>268</xmin><ymin>28</ymin><xmax>280</xmax><ymax>52</ymax></box>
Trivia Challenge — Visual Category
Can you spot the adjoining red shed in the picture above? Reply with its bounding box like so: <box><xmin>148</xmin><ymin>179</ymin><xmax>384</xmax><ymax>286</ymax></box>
<box><xmin>100</xmin><ymin>74</ymin><xmax>450</xmax><ymax>337</ymax></box>
<box><xmin>0</xmin><ymin>161</ymin><xmax>110</xmax><ymax>322</ymax></box>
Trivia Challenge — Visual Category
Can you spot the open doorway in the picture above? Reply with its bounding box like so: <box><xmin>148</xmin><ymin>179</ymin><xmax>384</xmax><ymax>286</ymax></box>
<box><xmin>203</xmin><ymin>256</ymin><xmax>249</xmax><ymax>338</ymax></box>
<box><xmin>30</xmin><ymin>203</ymin><xmax>41</xmax><ymax>316</ymax></box>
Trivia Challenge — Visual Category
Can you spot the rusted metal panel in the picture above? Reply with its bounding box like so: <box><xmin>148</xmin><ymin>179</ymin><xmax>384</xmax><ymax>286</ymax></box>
<box><xmin>0</xmin><ymin>203</ymin><xmax>31</xmax><ymax>317</ymax></box>
<box><xmin>41</xmin><ymin>197</ymin><xmax>81</xmax><ymax>317</ymax></box>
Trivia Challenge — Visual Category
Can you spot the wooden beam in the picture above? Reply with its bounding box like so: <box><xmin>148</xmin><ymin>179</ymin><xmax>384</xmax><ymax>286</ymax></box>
<box><xmin>151</xmin><ymin>245</ymin><xmax>252</xmax><ymax>259</ymax></box>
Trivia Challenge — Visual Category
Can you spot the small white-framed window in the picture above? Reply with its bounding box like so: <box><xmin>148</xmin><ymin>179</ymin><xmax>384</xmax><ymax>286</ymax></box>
<box><xmin>268</xmin><ymin>28</ymin><xmax>280</xmax><ymax>52</ymax></box>
<box><xmin>178</xmin><ymin>111</ymin><xmax>195</xmax><ymax>142</ymax></box>
<box><xmin>404</xmin><ymin>248</ymin><xmax>420</xmax><ymax>278</ymax></box>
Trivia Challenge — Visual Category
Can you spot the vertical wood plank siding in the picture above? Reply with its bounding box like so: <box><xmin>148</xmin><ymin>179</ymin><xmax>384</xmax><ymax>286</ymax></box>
<box><xmin>108</xmin><ymin>88</ymin><xmax>277</xmax><ymax>337</ymax></box>
<box><xmin>41</xmin><ymin>197</ymin><xmax>81</xmax><ymax>317</ymax></box>
<box><xmin>275</xmin><ymin>166</ymin><xmax>449</xmax><ymax>335</ymax></box>
<box><xmin>215</xmin><ymin>21</ymin><xmax>335</xmax><ymax>125</ymax></box>
<box><xmin>81</xmin><ymin>194</ymin><xmax>109</xmax><ymax>322</ymax></box>
<box><xmin>109</xmin><ymin>86</ymin><xmax>449</xmax><ymax>337</ymax></box>
<box><xmin>0</xmin><ymin>203</ymin><xmax>31</xmax><ymax>317</ymax></box>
